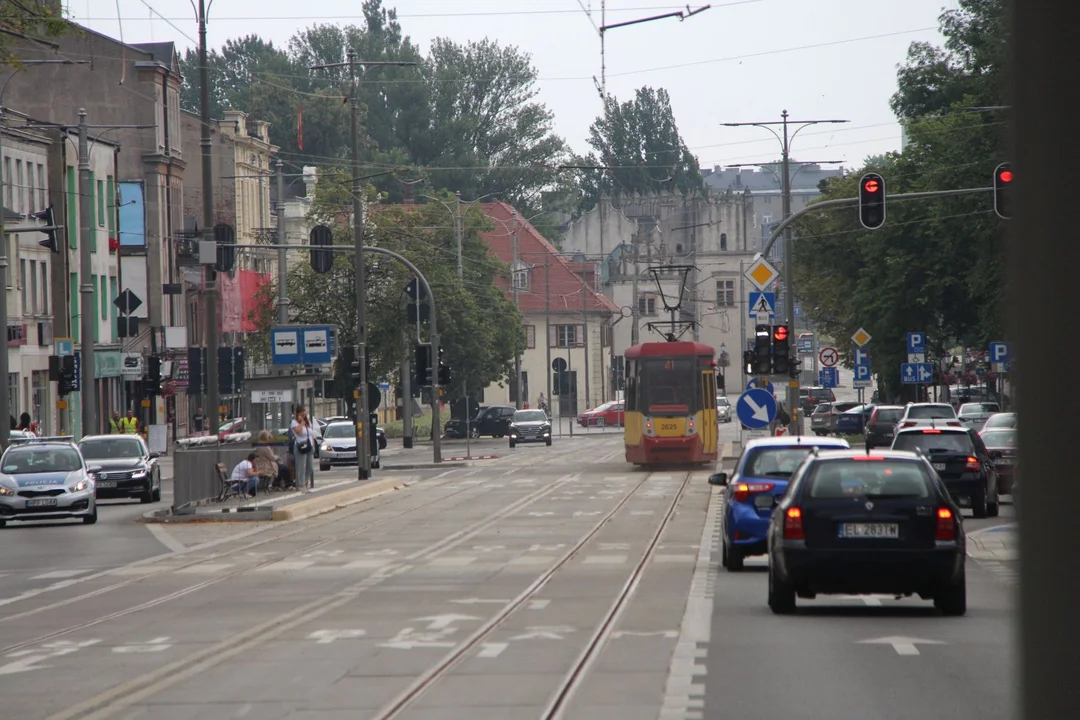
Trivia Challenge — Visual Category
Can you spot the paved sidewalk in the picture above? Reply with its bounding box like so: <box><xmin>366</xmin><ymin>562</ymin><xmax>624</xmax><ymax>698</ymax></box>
<box><xmin>968</xmin><ymin>523</ymin><xmax>1017</xmax><ymax>560</ymax></box>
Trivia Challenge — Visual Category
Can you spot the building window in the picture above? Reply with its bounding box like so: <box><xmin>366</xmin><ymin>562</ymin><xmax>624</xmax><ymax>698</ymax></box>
<box><xmin>601</xmin><ymin>323</ymin><xmax>613</xmax><ymax>347</ymax></box>
<box><xmin>638</xmin><ymin>293</ymin><xmax>656</xmax><ymax>316</ymax></box>
<box><xmin>720</xmin><ymin>232</ymin><xmax>727</xmax><ymax>251</ymax></box>
<box><xmin>37</xmin><ymin>163</ymin><xmax>45</xmax><ymax>208</ymax></box>
<box><xmin>97</xmin><ymin>179</ymin><xmax>105</xmax><ymax>226</ymax></box>
<box><xmin>525</xmin><ymin>324</ymin><xmax>536</xmax><ymax>349</ymax></box>
<box><xmin>3</xmin><ymin>157</ymin><xmax>12</xmax><ymax>208</ymax></box>
<box><xmin>29</xmin><ymin>260</ymin><xmax>37</xmax><ymax>315</ymax></box>
<box><xmin>511</xmin><ymin>261</ymin><xmax>530</xmax><ymax>291</ymax></box>
<box><xmin>716</xmin><ymin>279</ymin><xmax>735</xmax><ymax>307</ymax></box>
<box><xmin>550</xmin><ymin>324</ymin><xmax>583</xmax><ymax>348</ymax></box>
<box><xmin>27</xmin><ymin>163</ymin><xmax>35</xmax><ymax>214</ymax></box>
<box><xmin>15</xmin><ymin>160</ymin><xmax>23</xmax><ymax>212</ymax></box>
<box><xmin>41</xmin><ymin>262</ymin><xmax>49</xmax><ymax>315</ymax></box>
<box><xmin>19</xmin><ymin>259</ymin><xmax>27</xmax><ymax>312</ymax></box>
<box><xmin>168</xmin><ymin>89</ymin><xmax>183</xmax><ymax>157</ymax></box>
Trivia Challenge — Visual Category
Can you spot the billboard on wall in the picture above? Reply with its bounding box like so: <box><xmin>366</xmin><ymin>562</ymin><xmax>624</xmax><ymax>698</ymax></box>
<box><xmin>117</xmin><ymin>181</ymin><xmax>146</xmax><ymax>247</ymax></box>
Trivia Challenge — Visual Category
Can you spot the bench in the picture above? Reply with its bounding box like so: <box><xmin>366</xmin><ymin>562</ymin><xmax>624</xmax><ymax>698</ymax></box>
<box><xmin>215</xmin><ymin>462</ymin><xmax>247</xmax><ymax>502</ymax></box>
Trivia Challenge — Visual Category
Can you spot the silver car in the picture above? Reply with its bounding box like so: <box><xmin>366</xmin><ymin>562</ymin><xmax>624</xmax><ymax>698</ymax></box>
<box><xmin>318</xmin><ymin>421</ymin><xmax>381</xmax><ymax>470</ymax></box>
<box><xmin>716</xmin><ymin>396</ymin><xmax>732</xmax><ymax>423</ymax></box>
<box><xmin>0</xmin><ymin>438</ymin><xmax>99</xmax><ymax>527</ymax></box>
<box><xmin>957</xmin><ymin>402</ymin><xmax>1001</xmax><ymax>430</ymax></box>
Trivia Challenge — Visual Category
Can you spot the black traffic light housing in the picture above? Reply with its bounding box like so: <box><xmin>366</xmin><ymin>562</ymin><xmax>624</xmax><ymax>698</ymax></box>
<box><xmin>214</xmin><ymin>223</ymin><xmax>237</xmax><ymax>273</ymax></box>
<box><xmin>752</xmin><ymin>325</ymin><xmax>772</xmax><ymax>375</ymax></box>
<box><xmin>309</xmin><ymin>224</ymin><xmax>334</xmax><ymax>273</ymax></box>
<box><xmin>771</xmin><ymin>324</ymin><xmax>790</xmax><ymax>374</ymax></box>
<box><xmin>146</xmin><ymin>356</ymin><xmax>162</xmax><ymax>395</ymax></box>
<box><xmin>436</xmin><ymin>346</ymin><xmax>451</xmax><ymax>386</ymax></box>
<box><xmin>33</xmin><ymin>205</ymin><xmax>60</xmax><ymax>252</ymax></box>
<box><xmin>414</xmin><ymin>344</ymin><xmax>433</xmax><ymax>387</ymax></box>
<box><xmin>858</xmin><ymin>172</ymin><xmax>886</xmax><ymax>230</ymax></box>
<box><xmin>50</xmin><ymin>355</ymin><xmax>77</xmax><ymax>396</ymax></box>
<box><xmin>993</xmin><ymin>162</ymin><xmax>1012</xmax><ymax>219</ymax></box>
<box><xmin>787</xmin><ymin>355</ymin><xmax>802</xmax><ymax>379</ymax></box>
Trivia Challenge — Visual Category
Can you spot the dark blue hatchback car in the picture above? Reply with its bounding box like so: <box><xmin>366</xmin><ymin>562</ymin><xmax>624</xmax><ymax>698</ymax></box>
<box><xmin>714</xmin><ymin>435</ymin><xmax>850</xmax><ymax>570</ymax></box>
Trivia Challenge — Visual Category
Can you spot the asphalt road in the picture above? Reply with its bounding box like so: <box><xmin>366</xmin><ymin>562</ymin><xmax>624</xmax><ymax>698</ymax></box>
<box><xmin>0</xmin><ymin>424</ymin><xmax>1018</xmax><ymax>719</ymax></box>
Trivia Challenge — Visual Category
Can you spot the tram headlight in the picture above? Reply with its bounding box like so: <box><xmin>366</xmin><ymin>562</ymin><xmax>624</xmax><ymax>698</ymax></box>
<box><xmin>643</xmin><ymin>418</ymin><xmax>655</xmax><ymax>437</ymax></box>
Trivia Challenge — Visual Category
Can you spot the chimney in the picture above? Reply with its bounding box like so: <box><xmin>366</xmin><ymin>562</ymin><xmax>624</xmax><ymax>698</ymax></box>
<box><xmin>403</xmin><ymin>182</ymin><xmax>414</xmax><ymax>204</ymax></box>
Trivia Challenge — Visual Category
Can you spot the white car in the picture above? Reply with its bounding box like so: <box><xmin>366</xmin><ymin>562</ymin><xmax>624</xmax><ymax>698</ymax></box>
<box><xmin>895</xmin><ymin>403</ymin><xmax>964</xmax><ymax>432</ymax></box>
<box><xmin>957</xmin><ymin>402</ymin><xmax>1001</xmax><ymax>430</ymax></box>
<box><xmin>0</xmin><ymin>438</ymin><xmax>99</xmax><ymax>527</ymax></box>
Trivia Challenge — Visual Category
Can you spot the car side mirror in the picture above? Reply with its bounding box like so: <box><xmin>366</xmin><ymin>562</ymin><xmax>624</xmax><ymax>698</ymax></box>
<box><xmin>708</xmin><ymin>472</ymin><xmax>728</xmax><ymax>486</ymax></box>
<box><xmin>87</xmin><ymin>465</ymin><xmax>103</xmax><ymax>474</ymax></box>
<box><xmin>148</xmin><ymin>452</ymin><xmax>161</xmax><ymax>459</ymax></box>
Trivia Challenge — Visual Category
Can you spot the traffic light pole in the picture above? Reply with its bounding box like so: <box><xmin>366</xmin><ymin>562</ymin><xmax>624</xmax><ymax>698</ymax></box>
<box><xmin>76</xmin><ymin>110</ymin><xmax>96</xmax><ymax>437</ymax></box>
<box><xmin>197</xmin><ymin>0</ymin><xmax>220</xmax><ymax>437</ymax></box>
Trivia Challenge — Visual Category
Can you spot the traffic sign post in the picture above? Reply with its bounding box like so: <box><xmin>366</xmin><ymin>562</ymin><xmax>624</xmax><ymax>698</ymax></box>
<box><xmin>736</xmin><ymin>388</ymin><xmax>778</xmax><ymax>430</ymax></box>
<box><xmin>748</xmin><ymin>292</ymin><xmax>776</xmax><ymax>318</ymax></box>
<box><xmin>901</xmin><ymin>362</ymin><xmax>934</xmax><ymax>384</ymax></box>
<box><xmin>819</xmin><ymin>347</ymin><xmax>838</xmax><ymax>367</ymax></box>
<box><xmin>906</xmin><ymin>332</ymin><xmax>926</xmax><ymax>363</ymax></box>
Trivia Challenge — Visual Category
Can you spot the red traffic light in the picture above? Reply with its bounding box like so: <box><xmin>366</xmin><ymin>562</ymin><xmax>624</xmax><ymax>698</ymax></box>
<box><xmin>998</xmin><ymin>169</ymin><xmax>1013</xmax><ymax>183</ymax></box>
<box><xmin>863</xmin><ymin>179</ymin><xmax>881</xmax><ymax>194</ymax></box>
<box><xmin>773</xmin><ymin>325</ymin><xmax>789</xmax><ymax>341</ymax></box>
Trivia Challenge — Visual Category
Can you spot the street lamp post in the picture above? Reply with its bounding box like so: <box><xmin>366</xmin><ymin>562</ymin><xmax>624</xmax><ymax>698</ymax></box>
<box><xmin>721</xmin><ymin>111</ymin><xmax>850</xmax><ymax>435</ymax></box>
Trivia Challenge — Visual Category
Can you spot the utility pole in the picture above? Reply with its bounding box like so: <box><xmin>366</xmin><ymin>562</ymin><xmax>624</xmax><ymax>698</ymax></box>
<box><xmin>275</xmin><ymin>159</ymin><xmax>289</xmax><ymax>426</ymax></box>
<box><xmin>512</xmin><ymin>211</ymin><xmax>522</xmax><ymax>409</ymax></box>
<box><xmin>311</xmin><ymin>53</ymin><xmax>417</xmax><ymax>478</ymax></box>
<box><xmin>197</xmin><ymin>0</ymin><xmax>220</xmax><ymax>434</ymax></box>
<box><xmin>545</xmin><ymin>260</ymin><xmax>552</xmax><ymax>414</ymax></box>
<box><xmin>721</xmin><ymin>111</ymin><xmax>850</xmax><ymax>435</ymax></box>
<box><xmin>76</xmin><ymin>110</ymin><xmax>96</xmax><ymax>436</ymax></box>
<box><xmin>455</xmin><ymin>191</ymin><xmax>471</xmax><ymax>453</ymax></box>
<box><xmin>630</xmin><ymin>228</ymin><xmax>641</xmax><ymax>346</ymax></box>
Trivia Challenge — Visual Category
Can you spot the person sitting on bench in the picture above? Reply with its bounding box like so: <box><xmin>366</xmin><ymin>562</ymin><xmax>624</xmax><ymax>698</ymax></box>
<box><xmin>230</xmin><ymin>453</ymin><xmax>260</xmax><ymax>498</ymax></box>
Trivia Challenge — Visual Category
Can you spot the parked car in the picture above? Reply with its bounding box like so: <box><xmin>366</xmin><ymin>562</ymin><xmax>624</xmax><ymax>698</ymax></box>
<box><xmin>444</xmin><ymin>405</ymin><xmax>516</xmax><ymax>438</ymax></box>
<box><xmin>810</xmin><ymin>401</ymin><xmax>859</xmax><ymax>436</ymax></box>
<box><xmin>957</xmin><ymin>402</ymin><xmax>1000</xmax><ymax>430</ymax></box>
<box><xmin>979</xmin><ymin>426</ymin><xmax>1017</xmax><ymax>494</ymax></box>
<box><xmin>577</xmin><ymin>401</ymin><xmax>625</xmax><ymax>427</ymax></box>
<box><xmin>982</xmin><ymin>412</ymin><xmax>1017</xmax><ymax>430</ymax></box>
<box><xmin>800</xmin><ymin>386</ymin><xmax>836</xmax><ymax>415</ymax></box>
<box><xmin>834</xmin><ymin>404</ymin><xmax>876</xmax><ymax>435</ymax></box>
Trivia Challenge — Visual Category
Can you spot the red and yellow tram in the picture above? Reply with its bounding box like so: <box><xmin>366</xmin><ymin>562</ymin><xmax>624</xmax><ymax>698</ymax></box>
<box><xmin>623</xmin><ymin>341</ymin><xmax>719</xmax><ymax>467</ymax></box>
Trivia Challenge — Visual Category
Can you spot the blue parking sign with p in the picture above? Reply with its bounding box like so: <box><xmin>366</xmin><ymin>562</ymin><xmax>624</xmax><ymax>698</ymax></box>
<box><xmin>907</xmin><ymin>332</ymin><xmax>925</xmax><ymax>354</ymax></box>
<box><xmin>989</xmin><ymin>341</ymin><xmax>1011</xmax><ymax>364</ymax></box>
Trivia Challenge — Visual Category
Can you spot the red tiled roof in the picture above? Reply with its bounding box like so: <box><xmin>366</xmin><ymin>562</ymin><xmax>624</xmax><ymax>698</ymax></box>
<box><xmin>479</xmin><ymin>202</ymin><xmax>618</xmax><ymax>315</ymax></box>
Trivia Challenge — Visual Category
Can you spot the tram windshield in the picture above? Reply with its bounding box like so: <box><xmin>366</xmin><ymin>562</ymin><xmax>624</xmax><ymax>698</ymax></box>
<box><xmin>639</xmin><ymin>358</ymin><xmax>700</xmax><ymax>411</ymax></box>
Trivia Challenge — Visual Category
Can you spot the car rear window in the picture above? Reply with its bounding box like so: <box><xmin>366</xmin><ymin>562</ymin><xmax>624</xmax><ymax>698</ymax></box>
<box><xmin>907</xmin><ymin>405</ymin><xmax>956</xmax><ymax>419</ymax></box>
<box><xmin>744</xmin><ymin>446</ymin><xmax>843</xmax><ymax>477</ymax></box>
<box><xmin>875</xmin><ymin>408</ymin><xmax>903</xmax><ymax>422</ymax></box>
<box><xmin>811</xmin><ymin>405</ymin><xmax>830</xmax><ymax>415</ymax></box>
<box><xmin>980</xmin><ymin>429</ymin><xmax>1016</xmax><ymax>447</ymax></box>
<box><xmin>808</xmin><ymin>460</ymin><xmax>932</xmax><ymax>499</ymax></box>
<box><xmin>892</xmin><ymin>431</ymin><xmax>973</xmax><ymax>454</ymax></box>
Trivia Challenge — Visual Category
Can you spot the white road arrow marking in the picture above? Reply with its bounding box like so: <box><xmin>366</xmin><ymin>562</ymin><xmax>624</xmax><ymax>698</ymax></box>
<box><xmin>363</xmin><ymin>549</ymin><xmax>399</xmax><ymax>557</ymax></box>
<box><xmin>834</xmin><ymin>594</ymin><xmax>885</xmax><ymax>607</ymax></box>
<box><xmin>477</xmin><ymin>642</ymin><xmax>508</xmax><ymax>658</ymax></box>
<box><xmin>0</xmin><ymin>639</ymin><xmax>100</xmax><ymax>675</ymax></box>
<box><xmin>378</xmin><ymin>628</ymin><xmax>458</xmax><ymax>649</ymax></box>
<box><xmin>529</xmin><ymin>544</ymin><xmax>565</xmax><ymax>552</ymax></box>
<box><xmin>413</xmin><ymin>614</ymin><xmax>480</xmax><ymax>630</ymax></box>
<box><xmin>308</xmin><ymin>629</ymin><xmax>366</xmax><ymax>644</ymax></box>
<box><xmin>301</xmin><ymin>549</ymin><xmax>344</xmax><ymax>558</ymax></box>
<box><xmin>450</xmin><ymin>598</ymin><xmax>509</xmax><ymax>605</ymax></box>
<box><xmin>574</xmin><ymin>511</ymin><xmax>602</xmax><ymax>517</ymax></box>
<box><xmin>527</xmin><ymin>599</ymin><xmax>550</xmax><ymax>610</ymax></box>
<box><xmin>510</xmin><ymin>626</ymin><xmax>575</xmax><ymax>641</ymax></box>
<box><xmin>528</xmin><ymin>512</ymin><xmax>555</xmax><ymax>517</ymax></box>
<box><xmin>600</xmin><ymin>543</ymin><xmax>631</xmax><ymax>551</ymax></box>
<box><xmin>113</xmin><ymin>637</ymin><xmax>172</xmax><ymax>653</ymax></box>
<box><xmin>742</xmin><ymin>395</ymin><xmax>771</xmax><ymax>423</ymax></box>
<box><xmin>857</xmin><ymin>636</ymin><xmax>946</xmax><ymax>656</ymax></box>
<box><xmin>471</xmin><ymin>545</ymin><xmax>506</xmax><ymax>552</ymax></box>
<box><xmin>611</xmin><ymin>630</ymin><xmax>679</xmax><ymax>639</ymax></box>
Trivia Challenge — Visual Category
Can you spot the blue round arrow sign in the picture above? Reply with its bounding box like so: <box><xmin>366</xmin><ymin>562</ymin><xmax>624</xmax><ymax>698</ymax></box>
<box><xmin>737</xmin><ymin>388</ymin><xmax>778</xmax><ymax>429</ymax></box>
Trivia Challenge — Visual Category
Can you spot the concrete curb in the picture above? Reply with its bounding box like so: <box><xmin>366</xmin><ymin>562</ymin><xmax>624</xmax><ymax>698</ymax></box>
<box><xmin>142</xmin><ymin>508</ymin><xmax>276</xmax><ymax>523</ymax></box>
<box><xmin>271</xmin><ymin>477</ymin><xmax>408</xmax><ymax>522</ymax></box>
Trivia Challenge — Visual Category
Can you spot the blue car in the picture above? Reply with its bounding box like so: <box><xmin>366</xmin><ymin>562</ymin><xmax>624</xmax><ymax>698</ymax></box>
<box><xmin>835</xmin><ymin>404</ymin><xmax>876</xmax><ymax>435</ymax></box>
<box><xmin>716</xmin><ymin>435</ymin><xmax>850</xmax><ymax>570</ymax></box>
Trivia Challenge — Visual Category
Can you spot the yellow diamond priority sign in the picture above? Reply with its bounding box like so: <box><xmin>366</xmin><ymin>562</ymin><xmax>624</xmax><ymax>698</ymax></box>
<box><xmin>851</xmin><ymin>328</ymin><xmax>872</xmax><ymax>347</ymax></box>
<box><xmin>744</xmin><ymin>257</ymin><xmax>779</xmax><ymax>291</ymax></box>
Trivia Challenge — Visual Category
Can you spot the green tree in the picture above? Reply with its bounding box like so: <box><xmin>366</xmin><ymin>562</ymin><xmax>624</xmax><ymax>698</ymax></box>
<box><xmin>250</xmin><ymin>177</ymin><xmax>525</xmax><ymax>399</ymax></box>
<box><xmin>793</xmin><ymin>0</ymin><xmax>1008</xmax><ymax>401</ymax></box>
<box><xmin>579</xmin><ymin>86</ymin><xmax>703</xmax><ymax>212</ymax></box>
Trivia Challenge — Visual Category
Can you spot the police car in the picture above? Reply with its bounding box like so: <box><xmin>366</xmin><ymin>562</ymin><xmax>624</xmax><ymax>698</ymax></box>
<box><xmin>0</xmin><ymin>437</ymin><xmax>99</xmax><ymax>527</ymax></box>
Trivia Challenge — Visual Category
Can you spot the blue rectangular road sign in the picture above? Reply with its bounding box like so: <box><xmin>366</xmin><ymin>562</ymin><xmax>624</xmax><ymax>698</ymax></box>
<box><xmin>853</xmin><ymin>363</ymin><xmax>872</xmax><ymax>383</ymax></box>
<box><xmin>271</xmin><ymin>325</ymin><xmax>334</xmax><ymax>365</ymax></box>
<box><xmin>907</xmin><ymin>332</ymin><xmax>926</xmax><ymax>355</ymax></box>
<box><xmin>819</xmin><ymin>367</ymin><xmax>838</xmax><ymax>388</ymax></box>
<box><xmin>798</xmin><ymin>337</ymin><xmax>813</xmax><ymax>354</ymax></box>
<box><xmin>55</xmin><ymin>339</ymin><xmax>73</xmax><ymax>357</ymax></box>
<box><xmin>989</xmin><ymin>341</ymin><xmax>1011</xmax><ymax>365</ymax></box>
<box><xmin>901</xmin><ymin>362</ymin><xmax>933</xmax><ymax>384</ymax></box>
<box><xmin>853</xmin><ymin>347</ymin><xmax>870</xmax><ymax>366</ymax></box>
<box><xmin>748</xmin><ymin>292</ymin><xmax>776</xmax><ymax>318</ymax></box>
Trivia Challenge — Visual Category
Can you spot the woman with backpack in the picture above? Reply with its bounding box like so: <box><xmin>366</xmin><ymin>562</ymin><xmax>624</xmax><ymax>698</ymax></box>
<box><xmin>290</xmin><ymin>406</ymin><xmax>316</xmax><ymax>493</ymax></box>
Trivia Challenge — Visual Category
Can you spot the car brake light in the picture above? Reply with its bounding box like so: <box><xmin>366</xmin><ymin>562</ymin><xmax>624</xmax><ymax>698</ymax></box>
<box><xmin>947</xmin><ymin>421</ymin><xmax>961</xmax><ymax>427</ymax></box>
<box><xmin>784</xmin><ymin>507</ymin><xmax>804</xmax><ymax>539</ymax></box>
<box><xmin>921</xmin><ymin>429</ymin><xmax>942</xmax><ymax>434</ymax></box>
<box><xmin>935</xmin><ymin>507</ymin><xmax>956</xmax><ymax>541</ymax></box>
<box><xmin>903</xmin><ymin>421</ymin><xmax>916</xmax><ymax>428</ymax></box>
<box><xmin>964</xmin><ymin>456</ymin><xmax>980</xmax><ymax>471</ymax></box>
<box><xmin>733</xmin><ymin>482</ymin><xmax>775</xmax><ymax>502</ymax></box>
<box><xmin>852</xmin><ymin>456</ymin><xmax>886</xmax><ymax>461</ymax></box>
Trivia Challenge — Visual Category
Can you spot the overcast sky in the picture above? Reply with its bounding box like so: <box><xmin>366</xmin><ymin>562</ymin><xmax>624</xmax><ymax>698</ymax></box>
<box><xmin>71</xmin><ymin>0</ymin><xmax>959</xmax><ymax>171</ymax></box>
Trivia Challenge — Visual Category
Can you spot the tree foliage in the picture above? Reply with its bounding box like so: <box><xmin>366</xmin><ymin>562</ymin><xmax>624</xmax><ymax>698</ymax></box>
<box><xmin>177</xmin><ymin>0</ymin><xmax>568</xmax><ymax>215</ymax></box>
<box><xmin>1</xmin><ymin>0</ymin><xmax>69</xmax><ymax>68</ymax></box>
<box><xmin>576</xmin><ymin>86</ymin><xmax>703</xmax><ymax>212</ymax></box>
<box><xmin>248</xmin><ymin>178</ymin><xmax>526</xmax><ymax>399</ymax></box>
<box><xmin>793</xmin><ymin>0</ymin><xmax>1007</xmax><ymax>402</ymax></box>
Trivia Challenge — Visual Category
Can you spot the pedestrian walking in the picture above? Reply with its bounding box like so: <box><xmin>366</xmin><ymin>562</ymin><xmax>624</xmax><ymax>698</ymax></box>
<box><xmin>290</xmin><ymin>406</ymin><xmax>316</xmax><ymax>493</ymax></box>
<box><xmin>109</xmin><ymin>411</ymin><xmax>122</xmax><ymax>434</ymax></box>
<box><xmin>192</xmin><ymin>407</ymin><xmax>206</xmax><ymax>433</ymax></box>
<box><xmin>119</xmin><ymin>409</ymin><xmax>139</xmax><ymax>434</ymax></box>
